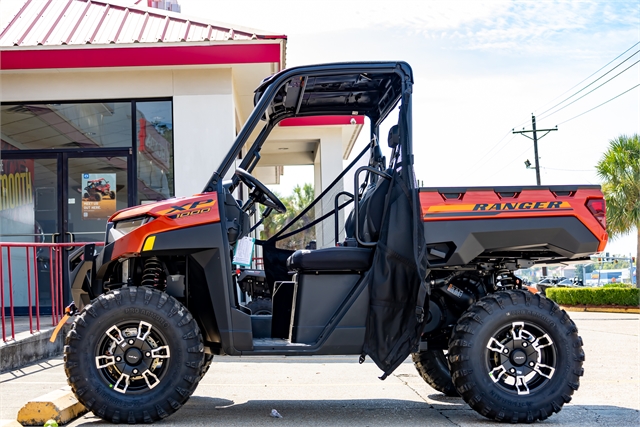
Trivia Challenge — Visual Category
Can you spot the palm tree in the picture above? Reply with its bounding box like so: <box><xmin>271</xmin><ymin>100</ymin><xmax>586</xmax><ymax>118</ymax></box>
<box><xmin>596</xmin><ymin>134</ymin><xmax>640</xmax><ymax>287</ymax></box>
<box><xmin>261</xmin><ymin>183</ymin><xmax>316</xmax><ymax>249</ymax></box>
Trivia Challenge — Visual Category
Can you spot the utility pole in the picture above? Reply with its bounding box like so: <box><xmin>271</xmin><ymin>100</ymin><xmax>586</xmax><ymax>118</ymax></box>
<box><xmin>513</xmin><ymin>115</ymin><xmax>558</xmax><ymax>185</ymax></box>
<box><xmin>514</xmin><ymin>115</ymin><xmax>558</xmax><ymax>277</ymax></box>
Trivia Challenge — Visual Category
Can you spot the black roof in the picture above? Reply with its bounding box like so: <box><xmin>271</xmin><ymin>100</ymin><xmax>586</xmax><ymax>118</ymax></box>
<box><xmin>254</xmin><ymin>61</ymin><xmax>413</xmax><ymax>126</ymax></box>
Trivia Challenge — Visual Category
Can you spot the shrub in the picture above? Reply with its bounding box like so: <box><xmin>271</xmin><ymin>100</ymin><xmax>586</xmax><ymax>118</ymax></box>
<box><xmin>601</xmin><ymin>283</ymin><xmax>633</xmax><ymax>289</ymax></box>
<box><xmin>545</xmin><ymin>287</ymin><xmax>640</xmax><ymax>307</ymax></box>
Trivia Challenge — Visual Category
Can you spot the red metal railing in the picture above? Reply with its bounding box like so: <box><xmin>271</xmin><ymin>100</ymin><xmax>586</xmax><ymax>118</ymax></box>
<box><xmin>0</xmin><ymin>242</ymin><xmax>103</xmax><ymax>342</ymax></box>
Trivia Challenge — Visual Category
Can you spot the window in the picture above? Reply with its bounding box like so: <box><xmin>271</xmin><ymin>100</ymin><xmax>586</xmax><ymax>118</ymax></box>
<box><xmin>135</xmin><ymin>101</ymin><xmax>174</xmax><ymax>203</ymax></box>
<box><xmin>0</xmin><ymin>99</ymin><xmax>176</xmax><ymax>206</ymax></box>
<box><xmin>0</xmin><ymin>102</ymin><xmax>132</xmax><ymax>150</ymax></box>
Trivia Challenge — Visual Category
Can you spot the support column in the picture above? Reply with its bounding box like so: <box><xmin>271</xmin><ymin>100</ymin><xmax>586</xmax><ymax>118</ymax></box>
<box><xmin>313</xmin><ymin>129</ymin><xmax>344</xmax><ymax>248</ymax></box>
<box><xmin>173</xmin><ymin>68</ymin><xmax>235</xmax><ymax>196</ymax></box>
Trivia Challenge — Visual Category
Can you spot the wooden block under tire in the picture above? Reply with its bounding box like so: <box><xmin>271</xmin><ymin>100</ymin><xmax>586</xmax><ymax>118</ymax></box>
<box><xmin>17</xmin><ymin>386</ymin><xmax>87</xmax><ymax>426</ymax></box>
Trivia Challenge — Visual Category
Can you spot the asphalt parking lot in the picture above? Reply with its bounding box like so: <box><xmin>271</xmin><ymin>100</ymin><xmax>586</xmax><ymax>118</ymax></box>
<box><xmin>1</xmin><ymin>311</ymin><xmax>638</xmax><ymax>426</ymax></box>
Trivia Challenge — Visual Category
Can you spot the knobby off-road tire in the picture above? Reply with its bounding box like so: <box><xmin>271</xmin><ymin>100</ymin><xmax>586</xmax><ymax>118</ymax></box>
<box><xmin>64</xmin><ymin>287</ymin><xmax>205</xmax><ymax>424</ymax></box>
<box><xmin>246</xmin><ymin>298</ymin><xmax>272</xmax><ymax>315</ymax></box>
<box><xmin>200</xmin><ymin>354</ymin><xmax>214</xmax><ymax>380</ymax></box>
<box><xmin>448</xmin><ymin>290</ymin><xmax>584</xmax><ymax>423</ymax></box>
<box><xmin>412</xmin><ymin>350</ymin><xmax>458</xmax><ymax>396</ymax></box>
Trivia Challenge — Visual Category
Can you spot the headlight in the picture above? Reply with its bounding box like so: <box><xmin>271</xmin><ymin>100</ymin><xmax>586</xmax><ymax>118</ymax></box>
<box><xmin>107</xmin><ymin>216</ymin><xmax>154</xmax><ymax>243</ymax></box>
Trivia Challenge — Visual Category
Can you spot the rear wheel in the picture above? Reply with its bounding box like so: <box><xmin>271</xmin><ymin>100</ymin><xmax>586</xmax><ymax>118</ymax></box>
<box><xmin>449</xmin><ymin>290</ymin><xmax>584</xmax><ymax>423</ymax></box>
<box><xmin>412</xmin><ymin>349</ymin><xmax>458</xmax><ymax>396</ymax></box>
<box><xmin>64</xmin><ymin>287</ymin><xmax>204</xmax><ymax>424</ymax></box>
<box><xmin>246</xmin><ymin>298</ymin><xmax>272</xmax><ymax>315</ymax></box>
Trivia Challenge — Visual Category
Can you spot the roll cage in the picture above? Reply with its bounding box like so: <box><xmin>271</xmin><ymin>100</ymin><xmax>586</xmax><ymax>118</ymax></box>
<box><xmin>203</xmin><ymin>62</ymin><xmax>415</xmax><ymax>193</ymax></box>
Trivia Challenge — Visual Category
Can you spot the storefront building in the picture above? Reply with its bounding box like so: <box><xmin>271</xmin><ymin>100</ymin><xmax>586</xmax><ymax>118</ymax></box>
<box><xmin>0</xmin><ymin>0</ymin><xmax>362</xmax><ymax>310</ymax></box>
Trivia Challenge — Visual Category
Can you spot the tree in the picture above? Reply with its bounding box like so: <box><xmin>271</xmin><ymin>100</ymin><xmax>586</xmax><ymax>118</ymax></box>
<box><xmin>596</xmin><ymin>134</ymin><xmax>640</xmax><ymax>287</ymax></box>
<box><xmin>261</xmin><ymin>183</ymin><xmax>315</xmax><ymax>249</ymax></box>
<box><xmin>575</xmin><ymin>264</ymin><xmax>584</xmax><ymax>282</ymax></box>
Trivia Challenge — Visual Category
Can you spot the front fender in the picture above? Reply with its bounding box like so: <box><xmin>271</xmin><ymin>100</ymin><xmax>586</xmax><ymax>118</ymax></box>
<box><xmin>68</xmin><ymin>244</ymin><xmax>97</xmax><ymax>310</ymax></box>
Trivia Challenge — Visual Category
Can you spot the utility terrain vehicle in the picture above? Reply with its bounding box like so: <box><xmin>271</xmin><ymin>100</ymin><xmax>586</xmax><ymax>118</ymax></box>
<box><xmin>65</xmin><ymin>62</ymin><xmax>607</xmax><ymax>424</ymax></box>
<box><xmin>83</xmin><ymin>177</ymin><xmax>115</xmax><ymax>201</ymax></box>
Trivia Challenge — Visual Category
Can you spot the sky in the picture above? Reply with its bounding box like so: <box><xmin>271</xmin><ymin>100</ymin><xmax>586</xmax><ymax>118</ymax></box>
<box><xmin>179</xmin><ymin>0</ymin><xmax>640</xmax><ymax>255</ymax></box>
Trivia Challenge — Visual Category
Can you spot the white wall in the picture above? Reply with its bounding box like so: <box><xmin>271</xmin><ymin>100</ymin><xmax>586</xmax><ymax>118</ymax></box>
<box><xmin>173</xmin><ymin>93</ymin><xmax>234</xmax><ymax>195</ymax></box>
<box><xmin>172</xmin><ymin>68</ymin><xmax>234</xmax><ymax>196</ymax></box>
<box><xmin>0</xmin><ymin>68</ymin><xmax>174</xmax><ymax>101</ymax></box>
<box><xmin>313</xmin><ymin>128</ymin><xmax>344</xmax><ymax>247</ymax></box>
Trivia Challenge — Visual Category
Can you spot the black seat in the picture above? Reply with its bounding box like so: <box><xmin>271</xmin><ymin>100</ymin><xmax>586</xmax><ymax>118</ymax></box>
<box><xmin>344</xmin><ymin>125</ymin><xmax>398</xmax><ymax>243</ymax></box>
<box><xmin>287</xmin><ymin>247</ymin><xmax>372</xmax><ymax>272</ymax></box>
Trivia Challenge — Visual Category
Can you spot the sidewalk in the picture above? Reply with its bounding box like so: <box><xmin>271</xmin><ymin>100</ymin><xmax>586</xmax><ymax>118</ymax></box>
<box><xmin>0</xmin><ymin>316</ymin><xmax>70</xmax><ymax>373</ymax></box>
<box><xmin>0</xmin><ymin>357</ymin><xmax>68</xmax><ymax>425</ymax></box>
<box><xmin>2</xmin><ymin>315</ymin><xmax>58</xmax><ymax>339</ymax></box>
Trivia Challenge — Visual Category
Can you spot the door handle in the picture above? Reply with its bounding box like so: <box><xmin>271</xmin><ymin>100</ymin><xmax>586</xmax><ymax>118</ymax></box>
<box><xmin>66</xmin><ymin>232</ymin><xmax>76</xmax><ymax>251</ymax></box>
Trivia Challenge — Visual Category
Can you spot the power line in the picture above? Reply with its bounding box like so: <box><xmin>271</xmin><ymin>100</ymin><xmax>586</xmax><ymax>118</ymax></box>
<box><xmin>557</xmin><ymin>83</ymin><xmax>640</xmax><ymax>126</ymax></box>
<box><xmin>500</xmin><ymin>44</ymin><xmax>640</xmax><ymax>183</ymax></box>
<box><xmin>538</xmin><ymin>59</ymin><xmax>640</xmax><ymax>122</ymax></box>
<box><xmin>534</xmin><ymin>41</ymin><xmax>640</xmax><ymax>114</ymax></box>
<box><xmin>459</xmin><ymin>131</ymin><xmax>515</xmax><ymax>180</ymax></box>
<box><xmin>484</xmin><ymin>145</ymin><xmax>532</xmax><ymax>181</ymax></box>
<box><xmin>537</xmin><ymin>50</ymin><xmax>639</xmax><ymax>117</ymax></box>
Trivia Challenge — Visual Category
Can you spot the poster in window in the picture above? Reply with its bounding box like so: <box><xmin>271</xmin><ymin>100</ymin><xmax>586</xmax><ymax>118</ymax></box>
<box><xmin>81</xmin><ymin>173</ymin><xmax>116</xmax><ymax>220</ymax></box>
<box><xmin>0</xmin><ymin>157</ymin><xmax>36</xmax><ymax>238</ymax></box>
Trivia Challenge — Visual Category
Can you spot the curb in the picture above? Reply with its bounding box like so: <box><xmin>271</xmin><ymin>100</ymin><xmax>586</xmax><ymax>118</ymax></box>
<box><xmin>16</xmin><ymin>387</ymin><xmax>87</xmax><ymax>426</ymax></box>
<box><xmin>0</xmin><ymin>325</ymin><xmax>71</xmax><ymax>373</ymax></box>
<box><xmin>560</xmin><ymin>305</ymin><xmax>640</xmax><ymax>314</ymax></box>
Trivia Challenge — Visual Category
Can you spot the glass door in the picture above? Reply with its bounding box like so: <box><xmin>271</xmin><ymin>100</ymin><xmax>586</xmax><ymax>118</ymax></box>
<box><xmin>1</xmin><ymin>150</ymin><xmax>133</xmax><ymax>309</ymax></box>
<box><xmin>1</xmin><ymin>153</ymin><xmax>60</xmax><ymax>312</ymax></box>
<box><xmin>65</xmin><ymin>152</ymin><xmax>131</xmax><ymax>244</ymax></box>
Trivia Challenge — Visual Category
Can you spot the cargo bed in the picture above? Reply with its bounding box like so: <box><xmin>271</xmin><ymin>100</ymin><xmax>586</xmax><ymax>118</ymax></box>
<box><xmin>420</xmin><ymin>185</ymin><xmax>607</xmax><ymax>267</ymax></box>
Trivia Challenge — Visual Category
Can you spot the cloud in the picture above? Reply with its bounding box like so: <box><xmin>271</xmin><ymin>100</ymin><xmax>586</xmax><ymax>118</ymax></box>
<box><xmin>181</xmin><ymin>0</ymin><xmax>638</xmax><ymax>55</ymax></box>
<box><xmin>404</xmin><ymin>1</ymin><xmax>638</xmax><ymax>52</ymax></box>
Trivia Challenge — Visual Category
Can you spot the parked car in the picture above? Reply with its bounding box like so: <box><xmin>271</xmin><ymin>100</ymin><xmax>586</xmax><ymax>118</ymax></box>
<box><xmin>535</xmin><ymin>277</ymin><xmax>585</xmax><ymax>295</ymax></box>
<box><xmin>557</xmin><ymin>278</ymin><xmax>584</xmax><ymax>287</ymax></box>
<box><xmin>532</xmin><ymin>277</ymin><xmax>562</xmax><ymax>295</ymax></box>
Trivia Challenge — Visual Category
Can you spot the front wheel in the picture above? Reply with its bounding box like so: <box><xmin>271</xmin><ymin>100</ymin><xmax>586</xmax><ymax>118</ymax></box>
<box><xmin>448</xmin><ymin>290</ymin><xmax>584</xmax><ymax>423</ymax></box>
<box><xmin>64</xmin><ymin>287</ymin><xmax>204</xmax><ymax>424</ymax></box>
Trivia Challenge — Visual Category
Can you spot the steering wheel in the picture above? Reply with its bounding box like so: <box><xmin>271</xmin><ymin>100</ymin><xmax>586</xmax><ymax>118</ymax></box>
<box><xmin>235</xmin><ymin>168</ymin><xmax>287</xmax><ymax>214</ymax></box>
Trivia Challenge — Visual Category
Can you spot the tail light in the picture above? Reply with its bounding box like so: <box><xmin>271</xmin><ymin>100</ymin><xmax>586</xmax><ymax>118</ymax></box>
<box><xmin>586</xmin><ymin>198</ymin><xmax>606</xmax><ymax>229</ymax></box>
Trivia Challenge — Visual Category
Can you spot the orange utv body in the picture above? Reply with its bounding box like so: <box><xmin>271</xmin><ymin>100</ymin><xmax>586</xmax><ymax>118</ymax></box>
<box><xmin>419</xmin><ymin>186</ymin><xmax>607</xmax><ymax>267</ymax></box>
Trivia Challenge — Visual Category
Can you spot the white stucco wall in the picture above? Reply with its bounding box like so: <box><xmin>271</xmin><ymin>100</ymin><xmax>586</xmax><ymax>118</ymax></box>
<box><xmin>171</xmin><ymin>68</ymin><xmax>234</xmax><ymax>196</ymax></box>
<box><xmin>313</xmin><ymin>128</ymin><xmax>344</xmax><ymax>247</ymax></box>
